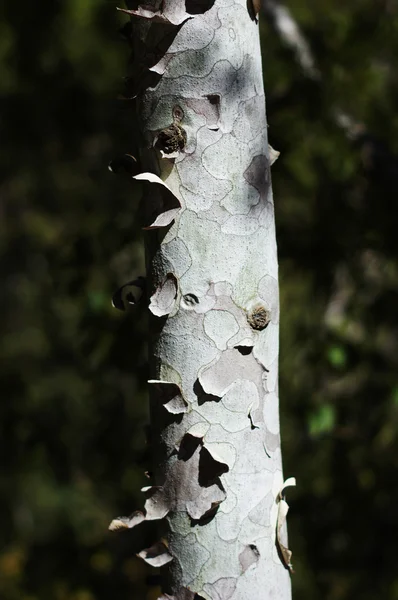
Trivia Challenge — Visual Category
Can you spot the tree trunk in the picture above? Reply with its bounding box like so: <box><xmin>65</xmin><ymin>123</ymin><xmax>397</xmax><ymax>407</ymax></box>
<box><xmin>112</xmin><ymin>1</ymin><xmax>294</xmax><ymax>598</ymax></box>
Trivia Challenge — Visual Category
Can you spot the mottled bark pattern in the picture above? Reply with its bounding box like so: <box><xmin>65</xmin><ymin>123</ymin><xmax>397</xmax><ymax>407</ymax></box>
<box><xmin>132</xmin><ymin>1</ymin><xmax>291</xmax><ymax>598</ymax></box>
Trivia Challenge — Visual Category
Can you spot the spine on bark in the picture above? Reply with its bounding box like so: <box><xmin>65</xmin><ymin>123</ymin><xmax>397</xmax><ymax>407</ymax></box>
<box><xmin>109</xmin><ymin>1</ymin><xmax>295</xmax><ymax>598</ymax></box>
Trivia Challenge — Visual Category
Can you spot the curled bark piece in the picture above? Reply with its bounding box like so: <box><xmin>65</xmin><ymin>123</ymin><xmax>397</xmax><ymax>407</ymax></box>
<box><xmin>108</xmin><ymin>510</ymin><xmax>145</xmax><ymax>531</ymax></box>
<box><xmin>145</xmin><ymin>207</ymin><xmax>181</xmax><ymax>229</ymax></box>
<box><xmin>142</xmin><ymin>485</ymin><xmax>170</xmax><ymax>520</ymax></box>
<box><xmin>108</xmin><ymin>153</ymin><xmax>139</xmax><ymax>175</ymax></box>
<box><xmin>117</xmin><ymin>3</ymin><xmax>191</xmax><ymax>26</ymax></box>
<box><xmin>199</xmin><ymin>447</ymin><xmax>229</xmax><ymax>485</ymax></box>
<box><xmin>112</xmin><ymin>277</ymin><xmax>145</xmax><ymax>311</ymax></box>
<box><xmin>186</xmin><ymin>484</ymin><xmax>226</xmax><ymax>521</ymax></box>
<box><xmin>247</xmin><ymin>0</ymin><xmax>261</xmax><ymax>21</ymax></box>
<box><xmin>149</xmin><ymin>273</ymin><xmax>178</xmax><ymax>317</ymax></box>
<box><xmin>138</xmin><ymin>541</ymin><xmax>173</xmax><ymax>567</ymax></box>
<box><xmin>133</xmin><ymin>172</ymin><xmax>182</xmax><ymax>230</ymax></box>
<box><xmin>276</xmin><ymin>477</ymin><xmax>296</xmax><ymax>572</ymax></box>
<box><xmin>268</xmin><ymin>144</ymin><xmax>280</xmax><ymax>165</ymax></box>
<box><xmin>203</xmin><ymin>442</ymin><xmax>236</xmax><ymax>471</ymax></box>
<box><xmin>110</xmin><ymin>489</ymin><xmax>170</xmax><ymax>534</ymax></box>
<box><xmin>148</xmin><ymin>380</ymin><xmax>188</xmax><ymax>414</ymax></box>
<box><xmin>190</xmin><ymin>499</ymin><xmax>222</xmax><ymax>523</ymax></box>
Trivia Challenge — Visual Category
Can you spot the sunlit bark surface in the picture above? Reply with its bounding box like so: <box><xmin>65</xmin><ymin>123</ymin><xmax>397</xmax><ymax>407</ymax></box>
<box><xmin>115</xmin><ymin>1</ymin><xmax>293</xmax><ymax>598</ymax></box>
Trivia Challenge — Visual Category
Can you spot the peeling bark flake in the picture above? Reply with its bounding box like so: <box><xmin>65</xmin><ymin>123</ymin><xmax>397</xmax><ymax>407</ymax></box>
<box><xmin>108</xmin><ymin>510</ymin><xmax>145</xmax><ymax>531</ymax></box>
<box><xmin>138</xmin><ymin>541</ymin><xmax>173</xmax><ymax>567</ymax></box>
<box><xmin>149</xmin><ymin>273</ymin><xmax>178</xmax><ymax>317</ymax></box>
<box><xmin>276</xmin><ymin>477</ymin><xmax>296</xmax><ymax>572</ymax></box>
<box><xmin>108</xmin><ymin>153</ymin><xmax>139</xmax><ymax>175</ymax></box>
<box><xmin>268</xmin><ymin>144</ymin><xmax>280</xmax><ymax>165</ymax></box>
<box><xmin>148</xmin><ymin>380</ymin><xmax>188</xmax><ymax>414</ymax></box>
<box><xmin>117</xmin><ymin>5</ymin><xmax>191</xmax><ymax>26</ymax></box>
<box><xmin>247</xmin><ymin>0</ymin><xmax>261</xmax><ymax>22</ymax></box>
<box><xmin>133</xmin><ymin>173</ymin><xmax>181</xmax><ymax>230</ymax></box>
<box><xmin>112</xmin><ymin>276</ymin><xmax>145</xmax><ymax>311</ymax></box>
<box><xmin>142</xmin><ymin>485</ymin><xmax>170</xmax><ymax>520</ymax></box>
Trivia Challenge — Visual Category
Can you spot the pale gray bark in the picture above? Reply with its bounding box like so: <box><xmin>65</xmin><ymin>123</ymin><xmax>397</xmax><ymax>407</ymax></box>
<box><xmin>111</xmin><ymin>1</ymin><xmax>294</xmax><ymax>598</ymax></box>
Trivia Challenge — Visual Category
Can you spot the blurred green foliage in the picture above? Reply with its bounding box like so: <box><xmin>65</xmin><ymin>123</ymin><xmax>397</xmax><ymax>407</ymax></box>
<box><xmin>1</xmin><ymin>0</ymin><xmax>398</xmax><ymax>599</ymax></box>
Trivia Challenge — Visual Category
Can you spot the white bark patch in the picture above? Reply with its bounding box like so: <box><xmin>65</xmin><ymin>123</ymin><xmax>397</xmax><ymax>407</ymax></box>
<box><xmin>221</xmin><ymin>177</ymin><xmax>261</xmax><ymax>216</ymax></box>
<box><xmin>216</xmin><ymin>471</ymin><xmax>274</xmax><ymax>542</ymax></box>
<box><xmin>214</xmin><ymin>281</ymin><xmax>233</xmax><ymax>296</ymax></box>
<box><xmin>108</xmin><ymin>511</ymin><xmax>145</xmax><ymax>531</ymax></box>
<box><xmin>263</xmin><ymin>392</ymin><xmax>280</xmax><ymax>435</ymax></box>
<box><xmin>186</xmin><ymin>422</ymin><xmax>210</xmax><ymax>439</ymax></box>
<box><xmin>177</xmin><ymin>128</ymin><xmax>232</xmax><ymax>211</ymax></box>
<box><xmin>202</xmin><ymin>133</ymin><xmax>241</xmax><ymax>179</ymax></box>
<box><xmin>253</xmin><ymin>322</ymin><xmax>279</xmax><ymax>370</ymax></box>
<box><xmin>199</xmin><ymin>349</ymin><xmax>264</xmax><ymax>398</ymax></box>
<box><xmin>202</xmin><ymin>578</ymin><xmax>237</xmax><ymax>600</ymax></box>
<box><xmin>167</xmin><ymin>15</ymin><xmax>215</xmax><ymax>52</ymax></box>
<box><xmin>180</xmin><ymin>283</ymin><xmax>217</xmax><ymax>314</ymax></box>
<box><xmin>232</xmin><ymin>96</ymin><xmax>264</xmax><ymax>143</ymax></box>
<box><xmin>149</xmin><ymin>273</ymin><xmax>178</xmax><ymax>317</ymax></box>
<box><xmin>164</xmin><ymin>238</ymin><xmax>192</xmax><ymax>278</ymax></box>
<box><xmin>264</xmin><ymin>358</ymin><xmax>278</xmax><ymax>393</ymax></box>
<box><xmin>276</xmin><ymin>478</ymin><xmax>296</xmax><ymax>572</ymax></box>
<box><xmin>221</xmin><ymin>215</ymin><xmax>259</xmax><ymax>235</ymax></box>
<box><xmin>221</xmin><ymin>379</ymin><xmax>258</xmax><ymax>414</ymax></box>
<box><xmin>203</xmin><ymin>310</ymin><xmax>239</xmax><ymax>350</ymax></box>
<box><xmin>195</xmin><ymin>395</ymin><xmax>250</xmax><ymax>434</ymax></box>
<box><xmin>258</xmin><ymin>274</ymin><xmax>279</xmax><ymax>323</ymax></box>
<box><xmin>248</xmin><ymin>491</ymin><xmax>274</xmax><ymax>527</ymax></box>
<box><xmin>138</xmin><ymin>541</ymin><xmax>173</xmax><ymax>567</ymax></box>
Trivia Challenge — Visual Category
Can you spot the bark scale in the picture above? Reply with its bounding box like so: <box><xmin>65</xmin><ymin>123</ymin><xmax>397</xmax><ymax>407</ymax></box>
<box><xmin>113</xmin><ymin>1</ymin><xmax>293</xmax><ymax>598</ymax></box>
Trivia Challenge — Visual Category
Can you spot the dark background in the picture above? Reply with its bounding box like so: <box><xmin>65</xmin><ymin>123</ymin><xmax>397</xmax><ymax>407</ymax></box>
<box><xmin>1</xmin><ymin>1</ymin><xmax>398</xmax><ymax>599</ymax></box>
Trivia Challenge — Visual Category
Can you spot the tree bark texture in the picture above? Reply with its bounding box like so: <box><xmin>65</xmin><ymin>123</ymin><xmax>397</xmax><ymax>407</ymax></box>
<box><xmin>115</xmin><ymin>1</ymin><xmax>293</xmax><ymax>598</ymax></box>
